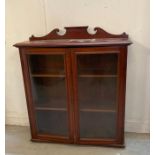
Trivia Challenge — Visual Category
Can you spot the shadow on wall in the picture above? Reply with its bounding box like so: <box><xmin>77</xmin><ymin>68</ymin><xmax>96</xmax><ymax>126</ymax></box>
<box><xmin>125</xmin><ymin>40</ymin><xmax>150</xmax><ymax>133</ymax></box>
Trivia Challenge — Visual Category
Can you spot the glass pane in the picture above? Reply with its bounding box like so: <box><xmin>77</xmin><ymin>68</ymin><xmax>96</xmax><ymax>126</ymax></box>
<box><xmin>28</xmin><ymin>54</ymin><xmax>69</xmax><ymax>136</ymax></box>
<box><xmin>79</xmin><ymin>77</ymin><xmax>117</xmax><ymax>110</ymax></box>
<box><xmin>80</xmin><ymin>112</ymin><xmax>117</xmax><ymax>138</ymax></box>
<box><xmin>29</xmin><ymin>55</ymin><xmax>64</xmax><ymax>75</ymax></box>
<box><xmin>78</xmin><ymin>54</ymin><xmax>118</xmax><ymax>75</ymax></box>
<box><xmin>31</xmin><ymin>77</ymin><xmax>66</xmax><ymax>109</ymax></box>
<box><xmin>36</xmin><ymin>111</ymin><xmax>68</xmax><ymax>136</ymax></box>
<box><xmin>77</xmin><ymin>53</ymin><xmax>118</xmax><ymax>139</ymax></box>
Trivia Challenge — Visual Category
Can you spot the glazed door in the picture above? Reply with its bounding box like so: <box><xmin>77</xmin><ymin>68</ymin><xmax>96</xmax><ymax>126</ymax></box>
<box><xmin>71</xmin><ymin>47</ymin><xmax>125</xmax><ymax>145</ymax></box>
<box><xmin>20</xmin><ymin>48</ymin><xmax>73</xmax><ymax>143</ymax></box>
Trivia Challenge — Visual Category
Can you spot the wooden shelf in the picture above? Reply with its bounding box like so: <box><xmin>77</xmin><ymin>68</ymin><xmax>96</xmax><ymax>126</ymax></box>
<box><xmin>31</xmin><ymin>74</ymin><xmax>65</xmax><ymax>78</ymax></box>
<box><xmin>35</xmin><ymin>107</ymin><xmax>67</xmax><ymax>111</ymax></box>
<box><xmin>79</xmin><ymin>74</ymin><xmax>117</xmax><ymax>78</ymax></box>
<box><xmin>80</xmin><ymin>108</ymin><xmax>116</xmax><ymax>113</ymax></box>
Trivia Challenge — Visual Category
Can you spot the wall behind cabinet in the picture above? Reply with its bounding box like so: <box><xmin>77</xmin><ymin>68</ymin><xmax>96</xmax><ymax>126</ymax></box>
<box><xmin>6</xmin><ymin>0</ymin><xmax>149</xmax><ymax>133</ymax></box>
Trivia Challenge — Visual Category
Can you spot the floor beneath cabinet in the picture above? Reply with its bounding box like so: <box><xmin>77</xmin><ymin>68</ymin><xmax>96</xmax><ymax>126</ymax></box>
<box><xmin>5</xmin><ymin>125</ymin><xmax>150</xmax><ymax>155</ymax></box>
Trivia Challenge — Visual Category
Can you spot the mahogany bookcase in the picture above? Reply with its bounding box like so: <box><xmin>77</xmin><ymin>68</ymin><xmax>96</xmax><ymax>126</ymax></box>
<box><xmin>14</xmin><ymin>26</ymin><xmax>132</xmax><ymax>147</ymax></box>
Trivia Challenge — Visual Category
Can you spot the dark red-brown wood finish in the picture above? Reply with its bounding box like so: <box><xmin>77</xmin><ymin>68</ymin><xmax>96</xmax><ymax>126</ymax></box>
<box><xmin>14</xmin><ymin>26</ymin><xmax>132</xmax><ymax>147</ymax></box>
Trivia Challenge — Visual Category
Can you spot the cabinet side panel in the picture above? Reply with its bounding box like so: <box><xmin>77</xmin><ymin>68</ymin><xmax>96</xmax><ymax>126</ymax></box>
<box><xmin>117</xmin><ymin>46</ymin><xmax>128</xmax><ymax>144</ymax></box>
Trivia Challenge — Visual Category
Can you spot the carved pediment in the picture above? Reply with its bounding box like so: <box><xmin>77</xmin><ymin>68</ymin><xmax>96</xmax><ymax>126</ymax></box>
<box><xmin>29</xmin><ymin>26</ymin><xmax>128</xmax><ymax>41</ymax></box>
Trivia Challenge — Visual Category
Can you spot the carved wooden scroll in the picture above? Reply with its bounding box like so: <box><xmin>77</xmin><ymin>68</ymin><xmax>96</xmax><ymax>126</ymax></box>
<box><xmin>29</xmin><ymin>26</ymin><xmax>128</xmax><ymax>41</ymax></box>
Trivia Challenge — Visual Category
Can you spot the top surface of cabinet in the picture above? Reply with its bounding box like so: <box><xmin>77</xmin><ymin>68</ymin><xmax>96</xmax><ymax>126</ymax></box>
<box><xmin>14</xmin><ymin>26</ymin><xmax>132</xmax><ymax>48</ymax></box>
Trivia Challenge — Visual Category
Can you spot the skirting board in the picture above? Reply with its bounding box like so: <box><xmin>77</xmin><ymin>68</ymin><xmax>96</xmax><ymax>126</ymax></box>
<box><xmin>6</xmin><ymin>115</ymin><xmax>29</xmax><ymax>126</ymax></box>
<box><xmin>125</xmin><ymin>120</ymin><xmax>149</xmax><ymax>133</ymax></box>
<box><xmin>6</xmin><ymin>115</ymin><xmax>150</xmax><ymax>133</ymax></box>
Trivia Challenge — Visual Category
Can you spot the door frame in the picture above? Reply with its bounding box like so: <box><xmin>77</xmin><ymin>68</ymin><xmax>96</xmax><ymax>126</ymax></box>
<box><xmin>19</xmin><ymin>47</ymin><xmax>74</xmax><ymax>143</ymax></box>
<box><xmin>70</xmin><ymin>46</ymin><xmax>127</xmax><ymax>146</ymax></box>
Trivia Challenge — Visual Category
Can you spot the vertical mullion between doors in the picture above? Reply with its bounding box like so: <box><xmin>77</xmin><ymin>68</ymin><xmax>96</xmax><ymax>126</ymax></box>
<box><xmin>70</xmin><ymin>49</ymin><xmax>80</xmax><ymax>143</ymax></box>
